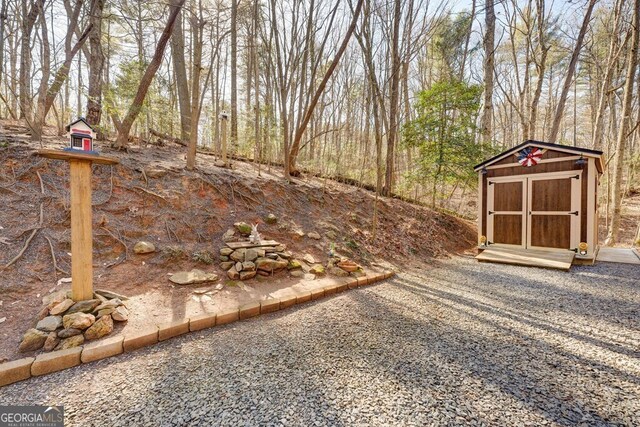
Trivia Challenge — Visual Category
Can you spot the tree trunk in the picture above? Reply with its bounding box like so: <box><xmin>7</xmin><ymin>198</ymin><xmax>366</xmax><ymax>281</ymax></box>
<box><xmin>170</xmin><ymin>0</ymin><xmax>191</xmax><ymax>143</ymax></box>
<box><xmin>186</xmin><ymin>2</ymin><xmax>204</xmax><ymax>170</ymax></box>
<box><xmin>481</xmin><ymin>0</ymin><xmax>495</xmax><ymax>145</ymax></box>
<box><xmin>19</xmin><ymin>0</ymin><xmax>44</xmax><ymax>120</ymax></box>
<box><xmin>607</xmin><ymin>0</ymin><xmax>640</xmax><ymax>244</ymax></box>
<box><xmin>383</xmin><ymin>0</ymin><xmax>402</xmax><ymax>196</ymax></box>
<box><xmin>86</xmin><ymin>0</ymin><xmax>104</xmax><ymax>134</ymax></box>
<box><xmin>115</xmin><ymin>0</ymin><xmax>186</xmax><ymax>148</ymax></box>
<box><xmin>230</xmin><ymin>0</ymin><xmax>238</xmax><ymax>153</ymax></box>
<box><xmin>548</xmin><ymin>0</ymin><xmax>598</xmax><ymax>143</ymax></box>
<box><xmin>288</xmin><ymin>0</ymin><xmax>364</xmax><ymax>176</ymax></box>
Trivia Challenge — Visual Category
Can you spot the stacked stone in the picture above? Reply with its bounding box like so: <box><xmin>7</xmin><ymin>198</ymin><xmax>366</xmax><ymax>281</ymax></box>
<box><xmin>220</xmin><ymin>244</ymin><xmax>292</xmax><ymax>280</ymax></box>
<box><xmin>18</xmin><ymin>292</ymin><xmax>129</xmax><ymax>354</ymax></box>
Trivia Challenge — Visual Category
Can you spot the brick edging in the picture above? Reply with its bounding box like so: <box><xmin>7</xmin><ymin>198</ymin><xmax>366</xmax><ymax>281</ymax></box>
<box><xmin>0</xmin><ymin>271</ymin><xmax>394</xmax><ymax>387</ymax></box>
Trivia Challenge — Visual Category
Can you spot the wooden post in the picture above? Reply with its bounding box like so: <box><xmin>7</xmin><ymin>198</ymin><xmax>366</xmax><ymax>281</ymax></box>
<box><xmin>221</xmin><ymin>114</ymin><xmax>228</xmax><ymax>167</ymax></box>
<box><xmin>69</xmin><ymin>160</ymin><xmax>94</xmax><ymax>301</ymax></box>
<box><xmin>37</xmin><ymin>149</ymin><xmax>118</xmax><ymax>301</ymax></box>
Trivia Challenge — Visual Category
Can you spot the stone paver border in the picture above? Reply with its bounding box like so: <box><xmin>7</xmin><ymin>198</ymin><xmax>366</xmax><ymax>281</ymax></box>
<box><xmin>0</xmin><ymin>271</ymin><xmax>393</xmax><ymax>387</ymax></box>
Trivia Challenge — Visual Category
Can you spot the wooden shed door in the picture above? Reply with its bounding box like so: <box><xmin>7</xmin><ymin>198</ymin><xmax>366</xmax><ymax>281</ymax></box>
<box><xmin>527</xmin><ymin>174</ymin><xmax>581</xmax><ymax>250</ymax></box>
<box><xmin>487</xmin><ymin>178</ymin><xmax>527</xmax><ymax>247</ymax></box>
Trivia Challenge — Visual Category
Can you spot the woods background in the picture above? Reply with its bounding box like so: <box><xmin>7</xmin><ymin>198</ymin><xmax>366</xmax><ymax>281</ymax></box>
<box><xmin>0</xmin><ymin>0</ymin><xmax>638</xmax><ymax>243</ymax></box>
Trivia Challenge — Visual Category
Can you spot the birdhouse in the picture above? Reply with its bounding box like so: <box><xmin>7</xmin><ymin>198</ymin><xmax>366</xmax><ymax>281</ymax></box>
<box><xmin>65</xmin><ymin>118</ymin><xmax>96</xmax><ymax>153</ymax></box>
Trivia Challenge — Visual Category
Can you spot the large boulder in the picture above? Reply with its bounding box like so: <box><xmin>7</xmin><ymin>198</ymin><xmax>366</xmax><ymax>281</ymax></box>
<box><xmin>255</xmin><ymin>257</ymin><xmax>288</xmax><ymax>272</ymax></box>
<box><xmin>19</xmin><ymin>329</ymin><xmax>49</xmax><ymax>352</ymax></box>
<box><xmin>36</xmin><ymin>316</ymin><xmax>63</xmax><ymax>332</ymax></box>
<box><xmin>84</xmin><ymin>315</ymin><xmax>114</xmax><ymax>340</ymax></box>
<box><xmin>63</xmin><ymin>312</ymin><xmax>95</xmax><ymax>330</ymax></box>
<box><xmin>245</xmin><ymin>248</ymin><xmax>259</xmax><ymax>262</ymax></box>
<box><xmin>169</xmin><ymin>269</ymin><xmax>218</xmax><ymax>285</ymax></box>
<box><xmin>66</xmin><ymin>299</ymin><xmax>101</xmax><ymax>315</ymax></box>
<box><xmin>133</xmin><ymin>241</ymin><xmax>156</xmax><ymax>254</ymax></box>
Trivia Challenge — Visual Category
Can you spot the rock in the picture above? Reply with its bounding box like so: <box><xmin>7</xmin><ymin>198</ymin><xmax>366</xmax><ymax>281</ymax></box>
<box><xmin>227</xmin><ymin>266</ymin><xmax>240</xmax><ymax>280</ymax></box>
<box><xmin>220</xmin><ymin>247</ymin><xmax>234</xmax><ymax>256</ymax></box>
<box><xmin>257</xmin><ymin>270</ymin><xmax>270</xmax><ymax>277</ymax></box>
<box><xmin>235</xmin><ymin>262</ymin><xmax>243</xmax><ymax>272</ymax></box>
<box><xmin>304</xmin><ymin>273</ymin><xmax>316</xmax><ymax>280</ymax></box>
<box><xmin>94</xmin><ymin>299</ymin><xmax>123</xmax><ymax>312</ymax></box>
<box><xmin>265</xmin><ymin>213</ymin><xmax>278</xmax><ymax>224</ymax></box>
<box><xmin>219</xmin><ymin>255</ymin><xmax>229</xmax><ymax>262</ymax></box>
<box><xmin>169</xmin><ymin>269</ymin><xmax>218</xmax><ymax>285</ymax></box>
<box><xmin>97</xmin><ymin>308</ymin><xmax>115</xmax><ymax>318</ymax></box>
<box><xmin>84</xmin><ymin>315</ymin><xmax>114</xmax><ymax>340</ymax></box>
<box><xmin>93</xmin><ymin>293</ymin><xmax>108</xmax><ymax>303</ymax></box>
<box><xmin>234</xmin><ymin>222</ymin><xmax>252</xmax><ymax>236</ymax></box>
<box><xmin>351</xmin><ymin>270</ymin><xmax>366</xmax><ymax>278</ymax></box>
<box><xmin>275</xmin><ymin>251</ymin><xmax>292</xmax><ymax>259</ymax></box>
<box><xmin>144</xmin><ymin>167</ymin><xmax>167</xmax><ymax>178</ymax></box>
<box><xmin>55</xmin><ymin>335</ymin><xmax>85</xmax><ymax>350</ymax></box>
<box><xmin>222</xmin><ymin>229</ymin><xmax>236</xmax><ymax>242</ymax></box>
<box><xmin>220</xmin><ymin>261</ymin><xmax>235</xmax><ymax>270</ymax></box>
<box><xmin>325</xmin><ymin>230</ymin><xmax>337</xmax><ymax>240</ymax></box>
<box><xmin>288</xmin><ymin>259</ymin><xmax>302</xmax><ymax>270</ymax></box>
<box><xmin>95</xmin><ymin>289</ymin><xmax>129</xmax><ymax>301</ymax></box>
<box><xmin>293</xmin><ymin>230</ymin><xmax>305</xmax><ymax>239</ymax></box>
<box><xmin>310</xmin><ymin>264</ymin><xmax>326</xmax><ymax>276</ymax></box>
<box><xmin>303</xmin><ymin>254</ymin><xmax>316</xmax><ymax>264</ymax></box>
<box><xmin>215</xmin><ymin>284</ymin><xmax>224</xmax><ymax>290</ymax></box>
<box><xmin>242</xmin><ymin>261</ymin><xmax>256</xmax><ymax>271</ymax></box>
<box><xmin>57</xmin><ymin>328</ymin><xmax>82</xmax><ymax>339</ymax></box>
<box><xmin>290</xmin><ymin>270</ymin><xmax>305</xmax><ymax>278</ymax></box>
<box><xmin>329</xmin><ymin>267</ymin><xmax>350</xmax><ymax>277</ymax></box>
<box><xmin>245</xmin><ymin>248</ymin><xmax>259</xmax><ymax>262</ymax></box>
<box><xmin>266</xmin><ymin>253</ymin><xmax>278</xmax><ymax>260</ymax></box>
<box><xmin>63</xmin><ymin>312</ymin><xmax>95</xmax><ymax>330</ymax></box>
<box><xmin>256</xmin><ymin>249</ymin><xmax>266</xmax><ymax>258</ymax></box>
<box><xmin>43</xmin><ymin>332</ymin><xmax>60</xmax><ymax>352</ymax></box>
<box><xmin>275</xmin><ymin>244</ymin><xmax>286</xmax><ymax>252</ymax></box>
<box><xmin>19</xmin><ymin>329</ymin><xmax>49</xmax><ymax>352</ymax></box>
<box><xmin>214</xmin><ymin>159</ymin><xmax>226</xmax><ymax>168</ymax></box>
<box><xmin>36</xmin><ymin>306</ymin><xmax>50</xmax><ymax>321</ymax></box>
<box><xmin>112</xmin><ymin>306</ymin><xmax>129</xmax><ymax>322</ymax></box>
<box><xmin>240</xmin><ymin>271</ymin><xmax>257</xmax><ymax>280</ymax></box>
<box><xmin>49</xmin><ymin>299</ymin><xmax>75</xmax><ymax>315</ymax></box>
<box><xmin>255</xmin><ymin>257</ymin><xmax>288</xmax><ymax>272</ymax></box>
<box><xmin>308</xmin><ymin>231</ymin><xmax>322</xmax><ymax>240</ymax></box>
<box><xmin>133</xmin><ymin>241</ymin><xmax>156</xmax><ymax>254</ymax></box>
<box><xmin>230</xmin><ymin>249</ymin><xmax>246</xmax><ymax>262</ymax></box>
<box><xmin>36</xmin><ymin>316</ymin><xmax>63</xmax><ymax>332</ymax></box>
<box><xmin>66</xmin><ymin>299</ymin><xmax>101</xmax><ymax>315</ymax></box>
<box><xmin>42</xmin><ymin>289</ymin><xmax>69</xmax><ymax>307</ymax></box>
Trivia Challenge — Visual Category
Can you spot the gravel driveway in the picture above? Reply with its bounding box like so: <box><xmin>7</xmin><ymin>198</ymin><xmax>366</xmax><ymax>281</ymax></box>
<box><xmin>1</xmin><ymin>256</ymin><xmax>638</xmax><ymax>426</ymax></box>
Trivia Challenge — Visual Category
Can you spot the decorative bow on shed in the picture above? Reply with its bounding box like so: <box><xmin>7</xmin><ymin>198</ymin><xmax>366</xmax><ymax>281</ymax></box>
<box><xmin>516</xmin><ymin>147</ymin><xmax>545</xmax><ymax>167</ymax></box>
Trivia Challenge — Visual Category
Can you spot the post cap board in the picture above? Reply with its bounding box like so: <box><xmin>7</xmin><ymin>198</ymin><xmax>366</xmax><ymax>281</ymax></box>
<box><xmin>37</xmin><ymin>149</ymin><xmax>119</xmax><ymax>165</ymax></box>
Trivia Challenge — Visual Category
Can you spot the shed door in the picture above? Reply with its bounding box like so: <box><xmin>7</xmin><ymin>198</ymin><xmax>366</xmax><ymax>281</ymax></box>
<box><xmin>487</xmin><ymin>178</ymin><xmax>527</xmax><ymax>247</ymax></box>
<box><xmin>527</xmin><ymin>174</ymin><xmax>581</xmax><ymax>250</ymax></box>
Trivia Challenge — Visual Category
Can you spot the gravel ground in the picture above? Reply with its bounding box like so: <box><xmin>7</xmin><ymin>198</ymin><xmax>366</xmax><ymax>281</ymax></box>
<box><xmin>1</xmin><ymin>256</ymin><xmax>639</xmax><ymax>426</ymax></box>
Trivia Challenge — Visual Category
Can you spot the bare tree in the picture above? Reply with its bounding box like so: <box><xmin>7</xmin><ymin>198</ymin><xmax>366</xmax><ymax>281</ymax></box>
<box><xmin>548</xmin><ymin>0</ymin><xmax>598</xmax><ymax>142</ymax></box>
<box><xmin>114</xmin><ymin>0</ymin><xmax>187</xmax><ymax>148</ymax></box>
<box><xmin>608</xmin><ymin>0</ymin><xmax>640</xmax><ymax>244</ymax></box>
<box><xmin>481</xmin><ymin>0</ymin><xmax>496</xmax><ymax>145</ymax></box>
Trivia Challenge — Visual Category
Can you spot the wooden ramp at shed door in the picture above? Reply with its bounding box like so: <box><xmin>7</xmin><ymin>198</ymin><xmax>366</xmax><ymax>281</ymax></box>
<box><xmin>476</xmin><ymin>247</ymin><xmax>575</xmax><ymax>271</ymax></box>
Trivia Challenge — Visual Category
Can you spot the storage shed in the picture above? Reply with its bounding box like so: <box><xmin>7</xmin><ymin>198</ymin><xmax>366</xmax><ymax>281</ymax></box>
<box><xmin>474</xmin><ymin>140</ymin><xmax>604</xmax><ymax>267</ymax></box>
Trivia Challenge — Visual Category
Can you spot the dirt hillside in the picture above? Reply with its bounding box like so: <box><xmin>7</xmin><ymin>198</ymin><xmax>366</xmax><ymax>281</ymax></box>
<box><xmin>0</xmin><ymin>120</ymin><xmax>476</xmax><ymax>361</ymax></box>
